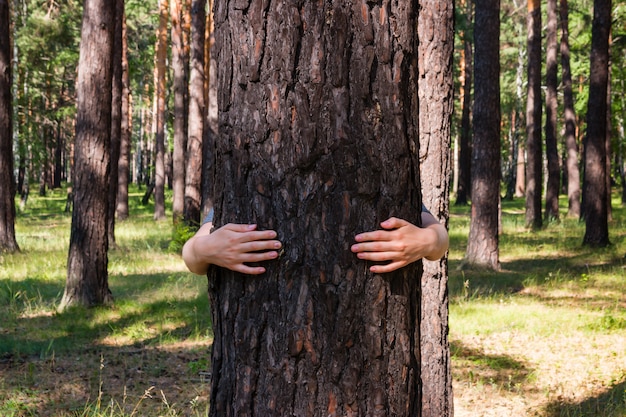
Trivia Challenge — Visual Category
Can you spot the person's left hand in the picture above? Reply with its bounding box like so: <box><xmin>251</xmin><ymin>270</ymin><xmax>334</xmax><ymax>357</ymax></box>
<box><xmin>351</xmin><ymin>216</ymin><xmax>445</xmax><ymax>273</ymax></box>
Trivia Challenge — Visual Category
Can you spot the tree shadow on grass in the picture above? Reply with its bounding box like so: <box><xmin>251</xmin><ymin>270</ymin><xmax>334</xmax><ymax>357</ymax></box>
<box><xmin>0</xmin><ymin>273</ymin><xmax>213</xmax><ymax>415</ymax></box>
<box><xmin>542</xmin><ymin>379</ymin><xmax>626</xmax><ymax>417</ymax></box>
<box><xmin>450</xmin><ymin>339</ymin><xmax>534</xmax><ymax>392</ymax></box>
<box><xmin>0</xmin><ymin>273</ymin><xmax>211</xmax><ymax>359</ymax></box>
<box><xmin>448</xmin><ymin>253</ymin><xmax>626</xmax><ymax>310</ymax></box>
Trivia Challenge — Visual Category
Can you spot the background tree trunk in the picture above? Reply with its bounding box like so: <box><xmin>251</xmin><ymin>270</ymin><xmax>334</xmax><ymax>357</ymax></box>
<box><xmin>209</xmin><ymin>0</ymin><xmax>424</xmax><ymax>415</ymax></box>
<box><xmin>108</xmin><ymin>0</ymin><xmax>124</xmax><ymax>247</ymax></box>
<box><xmin>583</xmin><ymin>0</ymin><xmax>611</xmax><ymax>246</ymax></box>
<box><xmin>171</xmin><ymin>0</ymin><xmax>187</xmax><ymax>223</ymax></box>
<box><xmin>183</xmin><ymin>0</ymin><xmax>206</xmax><ymax>226</ymax></box>
<box><xmin>525</xmin><ymin>0</ymin><xmax>543</xmax><ymax>229</ymax></box>
<box><xmin>418</xmin><ymin>0</ymin><xmax>454</xmax><ymax>415</ymax></box>
<box><xmin>544</xmin><ymin>0</ymin><xmax>560</xmax><ymax>221</ymax></box>
<box><xmin>116</xmin><ymin>14</ymin><xmax>131</xmax><ymax>221</ymax></box>
<box><xmin>201</xmin><ymin>1</ymin><xmax>216</xmax><ymax>219</ymax></box>
<box><xmin>465</xmin><ymin>0</ymin><xmax>501</xmax><ymax>270</ymax></box>
<box><xmin>154</xmin><ymin>0</ymin><xmax>168</xmax><ymax>220</ymax></box>
<box><xmin>456</xmin><ymin>0</ymin><xmax>473</xmax><ymax>207</ymax></box>
<box><xmin>61</xmin><ymin>0</ymin><xmax>115</xmax><ymax>309</ymax></box>
<box><xmin>0</xmin><ymin>0</ymin><xmax>19</xmax><ymax>253</ymax></box>
<box><xmin>560</xmin><ymin>0</ymin><xmax>580</xmax><ymax>218</ymax></box>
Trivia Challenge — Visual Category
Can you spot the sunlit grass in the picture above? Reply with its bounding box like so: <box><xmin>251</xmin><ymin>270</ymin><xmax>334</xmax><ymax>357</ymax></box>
<box><xmin>1</xmin><ymin>186</ymin><xmax>211</xmax><ymax>416</ymax></box>
<box><xmin>3</xmin><ymin>187</ymin><xmax>626</xmax><ymax>416</ymax></box>
<box><xmin>449</xmin><ymin>194</ymin><xmax>626</xmax><ymax>417</ymax></box>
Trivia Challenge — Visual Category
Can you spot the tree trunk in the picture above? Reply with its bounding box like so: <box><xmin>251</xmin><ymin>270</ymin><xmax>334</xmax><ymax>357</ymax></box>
<box><xmin>583</xmin><ymin>0</ymin><xmax>611</xmax><ymax>246</ymax></box>
<box><xmin>514</xmin><ymin>19</ymin><xmax>525</xmax><ymax>199</ymax></box>
<box><xmin>456</xmin><ymin>0</ymin><xmax>473</xmax><ymax>207</ymax></box>
<box><xmin>544</xmin><ymin>0</ymin><xmax>560</xmax><ymax>221</ymax></box>
<box><xmin>183</xmin><ymin>0</ymin><xmax>206</xmax><ymax>226</ymax></box>
<box><xmin>154</xmin><ymin>0</ymin><xmax>168</xmax><ymax>220</ymax></box>
<box><xmin>117</xmin><ymin>13</ymin><xmax>131</xmax><ymax>221</ymax></box>
<box><xmin>209</xmin><ymin>0</ymin><xmax>423</xmax><ymax>415</ymax></box>
<box><xmin>171</xmin><ymin>0</ymin><xmax>187</xmax><ymax>223</ymax></box>
<box><xmin>606</xmin><ymin>65</ymin><xmax>612</xmax><ymax>221</ymax></box>
<box><xmin>108</xmin><ymin>0</ymin><xmax>124</xmax><ymax>247</ymax></box>
<box><xmin>201</xmin><ymin>1</ymin><xmax>216</xmax><ymax>219</ymax></box>
<box><xmin>418</xmin><ymin>0</ymin><xmax>453</xmax><ymax>415</ymax></box>
<box><xmin>0</xmin><ymin>0</ymin><xmax>19</xmax><ymax>253</ymax></box>
<box><xmin>525</xmin><ymin>0</ymin><xmax>542</xmax><ymax>229</ymax></box>
<box><xmin>560</xmin><ymin>0</ymin><xmax>580</xmax><ymax>218</ymax></box>
<box><xmin>465</xmin><ymin>0</ymin><xmax>501</xmax><ymax>270</ymax></box>
<box><xmin>61</xmin><ymin>0</ymin><xmax>115</xmax><ymax>309</ymax></box>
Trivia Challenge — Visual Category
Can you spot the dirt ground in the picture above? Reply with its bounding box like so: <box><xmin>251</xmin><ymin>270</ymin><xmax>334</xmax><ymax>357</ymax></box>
<box><xmin>1</xmin><ymin>334</ymin><xmax>625</xmax><ymax>416</ymax></box>
<box><xmin>0</xmin><ymin>342</ymin><xmax>212</xmax><ymax>416</ymax></box>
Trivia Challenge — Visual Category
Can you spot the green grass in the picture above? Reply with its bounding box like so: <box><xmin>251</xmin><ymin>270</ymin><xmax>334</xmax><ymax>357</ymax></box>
<box><xmin>2</xmin><ymin>187</ymin><xmax>626</xmax><ymax>416</ymax></box>
<box><xmin>1</xmin><ymin>186</ymin><xmax>211</xmax><ymax>416</ymax></box>
<box><xmin>448</xmin><ymin>195</ymin><xmax>626</xmax><ymax>416</ymax></box>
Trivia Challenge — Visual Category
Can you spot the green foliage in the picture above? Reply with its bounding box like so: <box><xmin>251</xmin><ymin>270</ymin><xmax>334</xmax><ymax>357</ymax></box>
<box><xmin>168</xmin><ymin>221</ymin><xmax>198</xmax><ymax>253</ymax></box>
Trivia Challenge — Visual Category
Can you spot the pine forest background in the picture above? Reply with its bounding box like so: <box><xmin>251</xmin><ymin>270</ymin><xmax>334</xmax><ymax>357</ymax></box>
<box><xmin>1</xmin><ymin>0</ymin><xmax>626</xmax><ymax>416</ymax></box>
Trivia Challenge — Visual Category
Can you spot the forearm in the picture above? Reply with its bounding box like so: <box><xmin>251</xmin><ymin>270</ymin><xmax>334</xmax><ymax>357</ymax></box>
<box><xmin>182</xmin><ymin>222</ymin><xmax>214</xmax><ymax>275</ymax></box>
<box><xmin>423</xmin><ymin>222</ymin><xmax>449</xmax><ymax>261</ymax></box>
<box><xmin>182</xmin><ymin>236</ymin><xmax>211</xmax><ymax>275</ymax></box>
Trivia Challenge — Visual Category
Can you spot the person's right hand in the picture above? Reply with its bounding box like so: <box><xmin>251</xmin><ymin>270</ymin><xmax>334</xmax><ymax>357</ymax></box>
<box><xmin>182</xmin><ymin>223</ymin><xmax>282</xmax><ymax>275</ymax></box>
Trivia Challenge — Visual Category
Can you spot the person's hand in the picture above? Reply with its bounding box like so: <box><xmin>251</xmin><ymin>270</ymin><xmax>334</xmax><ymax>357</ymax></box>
<box><xmin>182</xmin><ymin>223</ymin><xmax>282</xmax><ymax>275</ymax></box>
<box><xmin>350</xmin><ymin>215</ymin><xmax>448</xmax><ymax>273</ymax></box>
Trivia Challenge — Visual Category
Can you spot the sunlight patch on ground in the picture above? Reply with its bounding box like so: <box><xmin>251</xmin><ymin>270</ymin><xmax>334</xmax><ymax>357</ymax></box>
<box><xmin>452</xmin><ymin>330</ymin><xmax>626</xmax><ymax>416</ymax></box>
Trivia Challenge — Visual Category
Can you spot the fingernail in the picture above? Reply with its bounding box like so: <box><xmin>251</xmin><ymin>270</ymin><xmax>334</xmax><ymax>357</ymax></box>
<box><xmin>247</xmin><ymin>224</ymin><xmax>256</xmax><ymax>230</ymax></box>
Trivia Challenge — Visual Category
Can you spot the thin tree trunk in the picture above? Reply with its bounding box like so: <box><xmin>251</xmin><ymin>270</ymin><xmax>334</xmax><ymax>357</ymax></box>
<box><xmin>171</xmin><ymin>0</ymin><xmax>187</xmax><ymax>223</ymax></box>
<box><xmin>514</xmin><ymin>20</ymin><xmax>526</xmax><ymax>199</ymax></box>
<box><xmin>560</xmin><ymin>0</ymin><xmax>580</xmax><ymax>218</ymax></box>
<box><xmin>61</xmin><ymin>0</ymin><xmax>115</xmax><ymax>309</ymax></box>
<box><xmin>184</xmin><ymin>0</ymin><xmax>206</xmax><ymax>226</ymax></box>
<box><xmin>108</xmin><ymin>0</ymin><xmax>124</xmax><ymax>247</ymax></box>
<box><xmin>418</xmin><ymin>0</ymin><xmax>454</xmax><ymax>414</ymax></box>
<box><xmin>544</xmin><ymin>0</ymin><xmax>560</xmax><ymax>221</ymax></box>
<box><xmin>201</xmin><ymin>0</ymin><xmax>216</xmax><ymax>219</ymax></box>
<box><xmin>117</xmin><ymin>13</ymin><xmax>131</xmax><ymax>221</ymax></box>
<box><xmin>525</xmin><ymin>0</ymin><xmax>543</xmax><ymax>229</ymax></box>
<box><xmin>606</xmin><ymin>58</ymin><xmax>612</xmax><ymax>221</ymax></box>
<box><xmin>209</xmin><ymin>0</ymin><xmax>423</xmax><ymax>414</ymax></box>
<box><xmin>456</xmin><ymin>0</ymin><xmax>473</xmax><ymax>207</ymax></box>
<box><xmin>154</xmin><ymin>0</ymin><xmax>168</xmax><ymax>220</ymax></box>
<box><xmin>0</xmin><ymin>0</ymin><xmax>19</xmax><ymax>253</ymax></box>
<box><xmin>582</xmin><ymin>0</ymin><xmax>611</xmax><ymax>246</ymax></box>
<box><xmin>465</xmin><ymin>0</ymin><xmax>501</xmax><ymax>270</ymax></box>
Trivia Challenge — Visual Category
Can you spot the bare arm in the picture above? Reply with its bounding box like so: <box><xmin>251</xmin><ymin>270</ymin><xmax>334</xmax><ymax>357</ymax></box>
<box><xmin>182</xmin><ymin>222</ymin><xmax>282</xmax><ymax>275</ymax></box>
<box><xmin>350</xmin><ymin>211</ymin><xmax>449</xmax><ymax>274</ymax></box>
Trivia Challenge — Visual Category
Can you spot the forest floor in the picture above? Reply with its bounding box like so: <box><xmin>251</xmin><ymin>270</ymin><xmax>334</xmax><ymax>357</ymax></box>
<box><xmin>0</xmin><ymin>189</ymin><xmax>625</xmax><ymax>416</ymax></box>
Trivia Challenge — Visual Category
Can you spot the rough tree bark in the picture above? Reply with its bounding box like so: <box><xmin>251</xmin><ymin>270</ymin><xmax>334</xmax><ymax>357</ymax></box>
<box><xmin>525</xmin><ymin>0</ymin><xmax>542</xmax><ymax>229</ymax></box>
<box><xmin>184</xmin><ymin>0</ymin><xmax>206</xmax><ymax>226</ymax></box>
<box><xmin>61</xmin><ymin>0</ymin><xmax>115</xmax><ymax>308</ymax></box>
<box><xmin>418</xmin><ymin>0</ymin><xmax>454</xmax><ymax>415</ymax></box>
<box><xmin>209</xmin><ymin>0</ymin><xmax>424</xmax><ymax>415</ymax></box>
<box><xmin>582</xmin><ymin>0</ymin><xmax>611</xmax><ymax>246</ymax></box>
<box><xmin>0</xmin><ymin>0</ymin><xmax>19</xmax><ymax>253</ymax></box>
<box><xmin>465</xmin><ymin>0</ymin><xmax>501</xmax><ymax>270</ymax></box>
